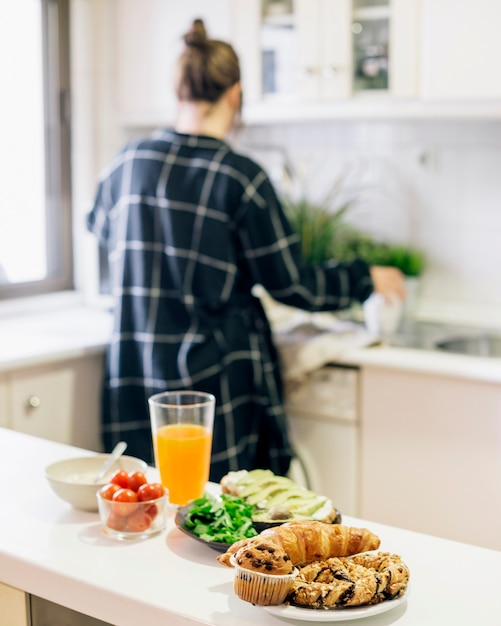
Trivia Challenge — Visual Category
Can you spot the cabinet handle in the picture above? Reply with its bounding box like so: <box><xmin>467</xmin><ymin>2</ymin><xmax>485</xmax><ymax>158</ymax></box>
<box><xmin>323</xmin><ymin>65</ymin><xmax>342</xmax><ymax>78</ymax></box>
<box><xmin>301</xmin><ymin>66</ymin><xmax>320</xmax><ymax>78</ymax></box>
<box><xmin>26</xmin><ymin>395</ymin><xmax>41</xmax><ymax>409</ymax></box>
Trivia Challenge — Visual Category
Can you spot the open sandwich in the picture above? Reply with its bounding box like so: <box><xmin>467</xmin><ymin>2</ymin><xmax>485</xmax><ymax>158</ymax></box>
<box><xmin>220</xmin><ymin>469</ymin><xmax>341</xmax><ymax>526</ymax></box>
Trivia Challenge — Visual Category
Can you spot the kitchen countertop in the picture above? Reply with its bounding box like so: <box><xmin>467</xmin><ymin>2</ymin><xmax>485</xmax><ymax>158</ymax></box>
<box><xmin>2</xmin><ymin>428</ymin><xmax>501</xmax><ymax>626</ymax></box>
<box><xmin>1</xmin><ymin>302</ymin><xmax>500</xmax><ymax>384</ymax></box>
<box><xmin>0</xmin><ymin>305</ymin><xmax>112</xmax><ymax>372</ymax></box>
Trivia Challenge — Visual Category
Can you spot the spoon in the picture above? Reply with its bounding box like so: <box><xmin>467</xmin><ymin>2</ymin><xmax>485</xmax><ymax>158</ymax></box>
<box><xmin>93</xmin><ymin>441</ymin><xmax>128</xmax><ymax>483</ymax></box>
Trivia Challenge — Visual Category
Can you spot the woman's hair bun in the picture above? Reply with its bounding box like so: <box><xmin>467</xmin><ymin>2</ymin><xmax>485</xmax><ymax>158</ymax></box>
<box><xmin>176</xmin><ymin>17</ymin><xmax>240</xmax><ymax>102</ymax></box>
<box><xmin>183</xmin><ymin>18</ymin><xmax>208</xmax><ymax>49</ymax></box>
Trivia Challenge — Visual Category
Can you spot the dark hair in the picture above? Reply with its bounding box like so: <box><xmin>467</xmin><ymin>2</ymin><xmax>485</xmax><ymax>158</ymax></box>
<box><xmin>175</xmin><ymin>18</ymin><xmax>240</xmax><ymax>103</ymax></box>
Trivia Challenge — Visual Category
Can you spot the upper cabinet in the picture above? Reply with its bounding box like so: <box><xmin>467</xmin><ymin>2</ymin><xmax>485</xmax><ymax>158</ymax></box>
<box><xmin>420</xmin><ymin>0</ymin><xmax>501</xmax><ymax>100</ymax></box>
<box><xmin>114</xmin><ymin>0</ymin><xmax>501</xmax><ymax>126</ymax></box>
<box><xmin>233</xmin><ymin>0</ymin><xmax>418</xmax><ymax>105</ymax></box>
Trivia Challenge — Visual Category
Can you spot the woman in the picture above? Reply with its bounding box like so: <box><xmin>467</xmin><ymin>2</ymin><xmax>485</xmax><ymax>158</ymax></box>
<box><xmin>87</xmin><ymin>19</ymin><xmax>404</xmax><ymax>481</ymax></box>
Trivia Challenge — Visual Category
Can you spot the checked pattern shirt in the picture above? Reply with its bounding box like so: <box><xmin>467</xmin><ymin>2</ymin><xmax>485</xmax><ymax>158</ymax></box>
<box><xmin>86</xmin><ymin>130</ymin><xmax>373</xmax><ymax>481</ymax></box>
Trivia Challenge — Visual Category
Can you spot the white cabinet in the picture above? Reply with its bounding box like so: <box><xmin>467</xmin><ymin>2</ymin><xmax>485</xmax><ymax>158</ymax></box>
<box><xmin>0</xmin><ymin>582</ymin><xmax>28</xmax><ymax>626</ymax></box>
<box><xmin>285</xmin><ymin>365</ymin><xmax>360</xmax><ymax>517</ymax></box>
<box><xmin>116</xmin><ymin>0</ymin><xmax>234</xmax><ymax>125</ymax></box>
<box><xmin>420</xmin><ymin>0</ymin><xmax>501</xmax><ymax>100</ymax></box>
<box><xmin>359</xmin><ymin>365</ymin><xmax>501</xmax><ymax>551</ymax></box>
<box><xmin>0</xmin><ymin>374</ymin><xmax>7</xmax><ymax>427</ymax></box>
<box><xmin>114</xmin><ymin>0</ymin><xmax>421</xmax><ymax>126</ymax></box>
<box><xmin>3</xmin><ymin>354</ymin><xmax>104</xmax><ymax>452</ymax></box>
<box><xmin>232</xmin><ymin>0</ymin><xmax>419</xmax><ymax>105</ymax></box>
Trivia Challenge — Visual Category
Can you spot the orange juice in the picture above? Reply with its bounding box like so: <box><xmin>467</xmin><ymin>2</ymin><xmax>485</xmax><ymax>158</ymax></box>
<box><xmin>154</xmin><ymin>423</ymin><xmax>212</xmax><ymax>505</ymax></box>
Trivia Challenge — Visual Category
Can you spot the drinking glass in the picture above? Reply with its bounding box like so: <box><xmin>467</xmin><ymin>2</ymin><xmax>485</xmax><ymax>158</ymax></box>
<box><xmin>148</xmin><ymin>391</ymin><xmax>215</xmax><ymax>506</ymax></box>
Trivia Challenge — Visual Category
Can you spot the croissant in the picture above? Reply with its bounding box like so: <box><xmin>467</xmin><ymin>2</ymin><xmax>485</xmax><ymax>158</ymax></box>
<box><xmin>217</xmin><ymin>521</ymin><xmax>380</xmax><ymax>568</ymax></box>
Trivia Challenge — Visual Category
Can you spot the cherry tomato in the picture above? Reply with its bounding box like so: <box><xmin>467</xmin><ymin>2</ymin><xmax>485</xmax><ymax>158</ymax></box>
<box><xmin>109</xmin><ymin>470</ymin><xmax>129</xmax><ymax>489</ymax></box>
<box><xmin>106</xmin><ymin>512</ymin><xmax>128</xmax><ymax>531</ymax></box>
<box><xmin>127</xmin><ymin>471</ymin><xmax>148</xmax><ymax>492</ymax></box>
<box><xmin>126</xmin><ymin>509</ymin><xmax>152</xmax><ymax>533</ymax></box>
<box><xmin>99</xmin><ymin>483</ymin><xmax>121</xmax><ymax>501</ymax></box>
<box><xmin>137</xmin><ymin>482</ymin><xmax>165</xmax><ymax>502</ymax></box>
<box><xmin>144</xmin><ymin>503</ymin><xmax>158</xmax><ymax>520</ymax></box>
<box><xmin>111</xmin><ymin>488</ymin><xmax>138</xmax><ymax>516</ymax></box>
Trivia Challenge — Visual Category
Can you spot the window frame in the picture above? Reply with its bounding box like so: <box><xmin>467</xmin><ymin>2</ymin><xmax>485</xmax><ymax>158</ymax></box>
<box><xmin>0</xmin><ymin>0</ymin><xmax>73</xmax><ymax>301</ymax></box>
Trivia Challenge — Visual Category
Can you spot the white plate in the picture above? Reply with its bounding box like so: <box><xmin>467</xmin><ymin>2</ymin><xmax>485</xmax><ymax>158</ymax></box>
<box><xmin>262</xmin><ymin>592</ymin><xmax>408</xmax><ymax>622</ymax></box>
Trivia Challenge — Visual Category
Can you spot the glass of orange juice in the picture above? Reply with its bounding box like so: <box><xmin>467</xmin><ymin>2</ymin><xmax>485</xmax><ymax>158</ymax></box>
<box><xmin>148</xmin><ymin>391</ymin><xmax>215</xmax><ymax>507</ymax></box>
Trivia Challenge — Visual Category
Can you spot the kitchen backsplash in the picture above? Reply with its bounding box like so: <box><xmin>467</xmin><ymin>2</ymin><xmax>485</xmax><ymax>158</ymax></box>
<box><xmin>236</xmin><ymin>119</ymin><xmax>501</xmax><ymax>321</ymax></box>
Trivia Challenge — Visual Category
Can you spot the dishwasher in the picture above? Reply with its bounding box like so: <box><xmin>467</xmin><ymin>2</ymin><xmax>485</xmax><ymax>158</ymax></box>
<box><xmin>285</xmin><ymin>364</ymin><xmax>360</xmax><ymax>517</ymax></box>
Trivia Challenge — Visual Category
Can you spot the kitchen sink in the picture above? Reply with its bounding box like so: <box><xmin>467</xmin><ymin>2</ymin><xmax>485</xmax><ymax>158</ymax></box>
<box><xmin>435</xmin><ymin>334</ymin><xmax>501</xmax><ymax>357</ymax></box>
<box><xmin>385</xmin><ymin>319</ymin><xmax>501</xmax><ymax>358</ymax></box>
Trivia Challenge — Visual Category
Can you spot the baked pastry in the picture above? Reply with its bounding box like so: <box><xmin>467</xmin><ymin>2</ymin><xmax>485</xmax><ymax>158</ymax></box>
<box><xmin>230</xmin><ymin>538</ymin><xmax>297</xmax><ymax>606</ymax></box>
<box><xmin>289</xmin><ymin>551</ymin><xmax>410</xmax><ymax>608</ymax></box>
<box><xmin>220</xmin><ymin>469</ymin><xmax>340</xmax><ymax>524</ymax></box>
<box><xmin>217</xmin><ymin>521</ymin><xmax>380</xmax><ymax>568</ymax></box>
<box><xmin>231</xmin><ymin>538</ymin><xmax>293</xmax><ymax>574</ymax></box>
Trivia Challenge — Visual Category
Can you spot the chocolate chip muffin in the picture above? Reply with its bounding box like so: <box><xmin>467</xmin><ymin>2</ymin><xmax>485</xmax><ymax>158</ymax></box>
<box><xmin>230</xmin><ymin>539</ymin><xmax>297</xmax><ymax>606</ymax></box>
<box><xmin>233</xmin><ymin>540</ymin><xmax>293</xmax><ymax>575</ymax></box>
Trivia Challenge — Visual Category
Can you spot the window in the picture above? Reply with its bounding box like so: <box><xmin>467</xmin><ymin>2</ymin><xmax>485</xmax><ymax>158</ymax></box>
<box><xmin>0</xmin><ymin>0</ymin><xmax>72</xmax><ymax>300</ymax></box>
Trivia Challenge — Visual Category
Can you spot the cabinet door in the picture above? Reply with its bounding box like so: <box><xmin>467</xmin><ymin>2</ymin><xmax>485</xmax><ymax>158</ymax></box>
<box><xmin>116</xmin><ymin>0</ymin><xmax>233</xmax><ymax>125</ymax></box>
<box><xmin>288</xmin><ymin>411</ymin><xmax>359</xmax><ymax>516</ymax></box>
<box><xmin>233</xmin><ymin>0</ymin><xmax>418</xmax><ymax>111</ymax></box>
<box><xmin>421</xmin><ymin>0</ymin><xmax>501</xmax><ymax>100</ymax></box>
<box><xmin>285</xmin><ymin>366</ymin><xmax>359</xmax><ymax>515</ymax></box>
<box><xmin>298</xmin><ymin>0</ymin><xmax>352</xmax><ymax>100</ymax></box>
<box><xmin>360</xmin><ymin>366</ymin><xmax>501</xmax><ymax>550</ymax></box>
<box><xmin>9</xmin><ymin>354</ymin><xmax>104</xmax><ymax>451</ymax></box>
<box><xmin>390</xmin><ymin>0</ymin><xmax>419</xmax><ymax>98</ymax></box>
<box><xmin>0</xmin><ymin>373</ymin><xmax>7</xmax><ymax>427</ymax></box>
<box><xmin>0</xmin><ymin>583</ymin><xmax>28</xmax><ymax>626</ymax></box>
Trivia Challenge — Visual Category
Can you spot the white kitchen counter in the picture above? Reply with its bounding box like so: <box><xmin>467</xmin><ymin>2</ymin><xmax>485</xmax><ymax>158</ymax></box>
<box><xmin>0</xmin><ymin>305</ymin><xmax>112</xmax><ymax>372</ymax></box>
<box><xmin>340</xmin><ymin>342</ymin><xmax>501</xmax><ymax>383</ymax></box>
<box><xmin>1</xmin><ymin>302</ymin><xmax>500</xmax><ymax>385</ymax></box>
<box><xmin>1</xmin><ymin>428</ymin><xmax>501</xmax><ymax>626</ymax></box>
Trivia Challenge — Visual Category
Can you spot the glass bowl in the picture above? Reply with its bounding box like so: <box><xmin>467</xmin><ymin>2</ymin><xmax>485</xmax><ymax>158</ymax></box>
<box><xmin>97</xmin><ymin>490</ymin><xmax>168</xmax><ymax>540</ymax></box>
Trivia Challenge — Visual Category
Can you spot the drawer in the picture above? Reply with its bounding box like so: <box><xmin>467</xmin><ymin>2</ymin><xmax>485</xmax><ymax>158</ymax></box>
<box><xmin>284</xmin><ymin>366</ymin><xmax>359</xmax><ymax>422</ymax></box>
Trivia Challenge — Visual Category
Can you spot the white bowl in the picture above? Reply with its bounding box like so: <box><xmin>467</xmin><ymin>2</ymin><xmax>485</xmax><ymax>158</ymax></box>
<box><xmin>45</xmin><ymin>454</ymin><xmax>148</xmax><ymax>511</ymax></box>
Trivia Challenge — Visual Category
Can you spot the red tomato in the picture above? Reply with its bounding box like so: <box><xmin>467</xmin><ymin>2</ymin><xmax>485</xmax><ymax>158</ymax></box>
<box><xmin>137</xmin><ymin>482</ymin><xmax>165</xmax><ymax>502</ymax></box>
<box><xmin>109</xmin><ymin>470</ymin><xmax>129</xmax><ymax>489</ymax></box>
<box><xmin>126</xmin><ymin>509</ymin><xmax>152</xmax><ymax>533</ymax></box>
<box><xmin>111</xmin><ymin>488</ymin><xmax>139</xmax><ymax>516</ymax></box>
<box><xmin>99</xmin><ymin>483</ymin><xmax>121</xmax><ymax>501</ymax></box>
<box><xmin>127</xmin><ymin>471</ymin><xmax>148</xmax><ymax>492</ymax></box>
<box><xmin>106</xmin><ymin>512</ymin><xmax>127</xmax><ymax>531</ymax></box>
<box><xmin>144</xmin><ymin>503</ymin><xmax>158</xmax><ymax>520</ymax></box>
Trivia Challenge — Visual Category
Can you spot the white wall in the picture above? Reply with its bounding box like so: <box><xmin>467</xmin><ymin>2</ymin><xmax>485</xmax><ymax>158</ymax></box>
<box><xmin>239</xmin><ymin>120</ymin><xmax>501</xmax><ymax>324</ymax></box>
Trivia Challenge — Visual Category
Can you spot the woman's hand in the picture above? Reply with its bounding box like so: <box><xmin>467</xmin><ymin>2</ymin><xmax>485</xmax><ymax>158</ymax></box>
<box><xmin>370</xmin><ymin>266</ymin><xmax>406</xmax><ymax>301</ymax></box>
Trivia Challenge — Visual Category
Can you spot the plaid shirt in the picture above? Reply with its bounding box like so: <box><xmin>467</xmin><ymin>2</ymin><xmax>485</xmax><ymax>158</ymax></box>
<box><xmin>87</xmin><ymin>130</ymin><xmax>373</xmax><ymax>481</ymax></box>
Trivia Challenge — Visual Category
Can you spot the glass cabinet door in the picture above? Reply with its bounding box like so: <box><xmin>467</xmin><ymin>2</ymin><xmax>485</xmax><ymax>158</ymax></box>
<box><xmin>352</xmin><ymin>0</ymin><xmax>390</xmax><ymax>92</ymax></box>
<box><xmin>260</xmin><ymin>0</ymin><xmax>299</xmax><ymax>98</ymax></box>
<box><xmin>258</xmin><ymin>0</ymin><xmax>352</xmax><ymax>101</ymax></box>
<box><xmin>232</xmin><ymin>0</ymin><xmax>418</xmax><ymax>105</ymax></box>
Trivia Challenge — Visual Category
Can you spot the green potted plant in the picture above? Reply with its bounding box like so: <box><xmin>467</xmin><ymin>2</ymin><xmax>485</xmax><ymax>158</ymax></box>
<box><xmin>329</xmin><ymin>228</ymin><xmax>426</xmax><ymax>278</ymax></box>
<box><xmin>281</xmin><ymin>195</ymin><xmax>351</xmax><ymax>264</ymax></box>
<box><xmin>283</xmin><ymin>194</ymin><xmax>426</xmax><ymax>317</ymax></box>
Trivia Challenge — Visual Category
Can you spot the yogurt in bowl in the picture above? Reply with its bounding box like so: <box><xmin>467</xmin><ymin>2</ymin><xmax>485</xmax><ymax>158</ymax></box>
<box><xmin>45</xmin><ymin>454</ymin><xmax>148</xmax><ymax>511</ymax></box>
